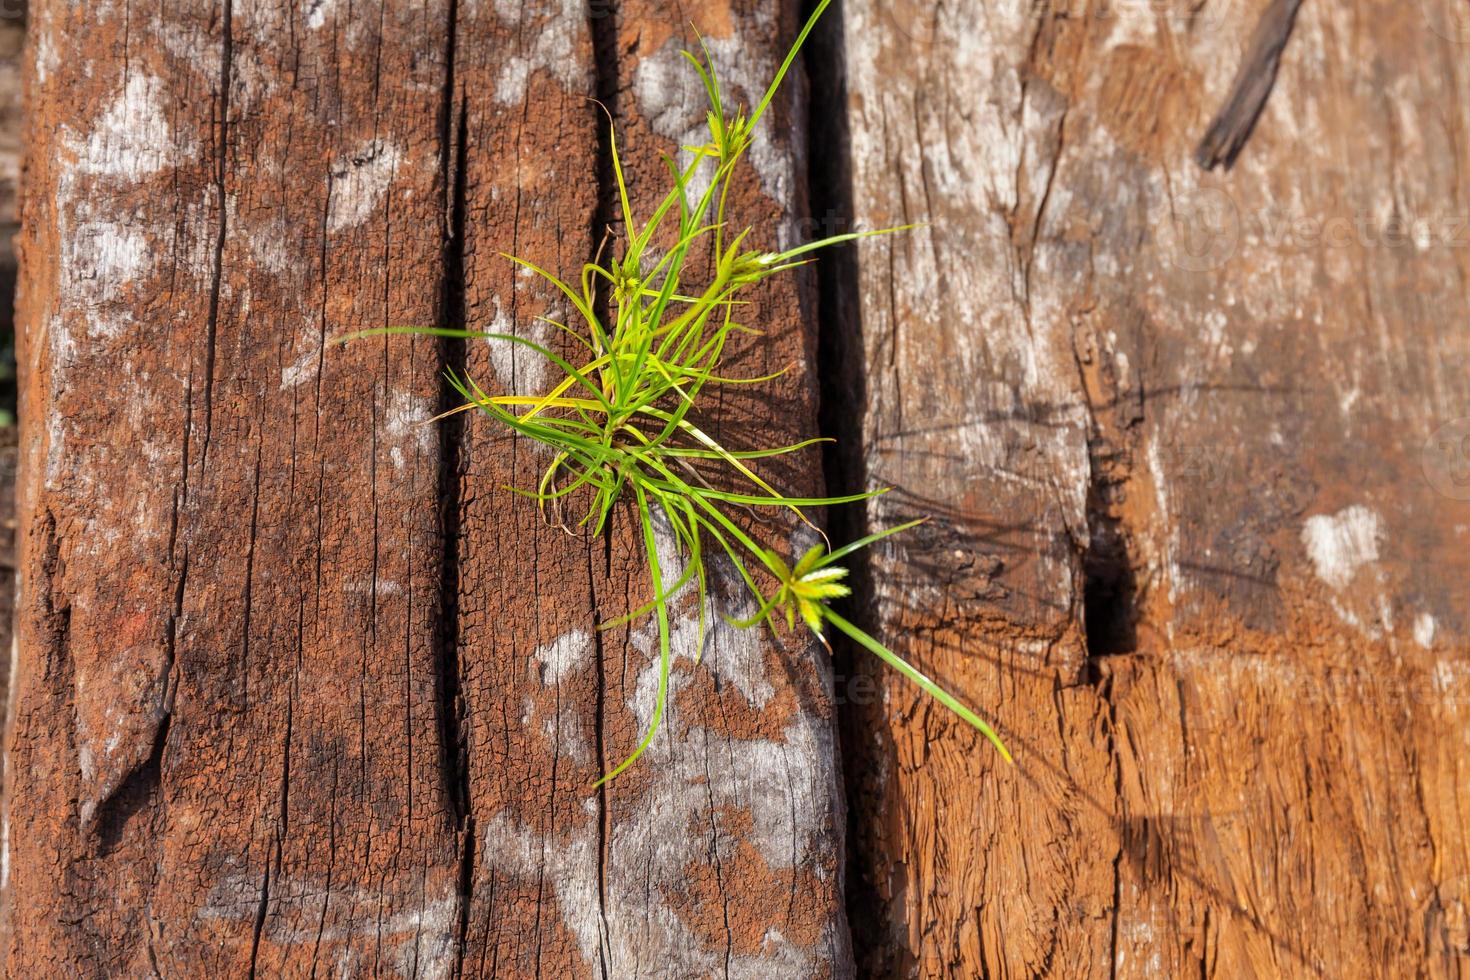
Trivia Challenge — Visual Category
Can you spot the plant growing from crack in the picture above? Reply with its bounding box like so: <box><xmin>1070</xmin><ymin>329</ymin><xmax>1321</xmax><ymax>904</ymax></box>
<box><xmin>343</xmin><ymin>0</ymin><xmax>1011</xmax><ymax>782</ymax></box>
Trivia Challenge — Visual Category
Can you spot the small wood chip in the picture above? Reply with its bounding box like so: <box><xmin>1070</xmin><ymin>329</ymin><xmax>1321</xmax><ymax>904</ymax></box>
<box><xmin>1195</xmin><ymin>0</ymin><xmax>1306</xmax><ymax>170</ymax></box>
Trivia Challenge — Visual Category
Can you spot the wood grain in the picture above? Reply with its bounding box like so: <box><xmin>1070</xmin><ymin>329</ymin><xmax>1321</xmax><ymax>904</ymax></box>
<box><xmin>835</xmin><ymin>0</ymin><xmax>1470</xmax><ymax>976</ymax></box>
<box><xmin>10</xmin><ymin>0</ymin><xmax>1470</xmax><ymax>975</ymax></box>
<box><xmin>4</xmin><ymin>1</ymin><xmax>849</xmax><ymax>975</ymax></box>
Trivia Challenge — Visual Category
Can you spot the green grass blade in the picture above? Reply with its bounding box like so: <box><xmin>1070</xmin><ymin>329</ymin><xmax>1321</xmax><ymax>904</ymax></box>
<box><xmin>818</xmin><ymin>518</ymin><xmax>926</xmax><ymax>569</ymax></box>
<box><xmin>824</xmin><ymin>608</ymin><xmax>1013</xmax><ymax>763</ymax></box>
<box><xmin>748</xmin><ymin>0</ymin><xmax>832</xmax><ymax>132</ymax></box>
<box><xmin>595</xmin><ymin>488</ymin><xmax>673</xmax><ymax>786</ymax></box>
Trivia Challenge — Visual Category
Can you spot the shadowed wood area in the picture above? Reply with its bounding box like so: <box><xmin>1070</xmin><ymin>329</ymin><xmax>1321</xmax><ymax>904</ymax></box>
<box><xmin>4</xmin><ymin>0</ymin><xmax>847</xmax><ymax>975</ymax></box>
<box><xmin>832</xmin><ymin>0</ymin><xmax>1470</xmax><ymax>976</ymax></box>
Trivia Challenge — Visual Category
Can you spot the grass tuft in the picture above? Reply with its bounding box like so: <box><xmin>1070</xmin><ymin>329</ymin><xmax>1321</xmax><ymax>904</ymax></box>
<box><xmin>342</xmin><ymin>0</ymin><xmax>1011</xmax><ymax>782</ymax></box>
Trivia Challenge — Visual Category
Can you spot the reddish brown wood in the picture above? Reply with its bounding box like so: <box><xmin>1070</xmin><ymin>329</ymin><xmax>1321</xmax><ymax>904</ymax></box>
<box><xmin>445</xmin><ymin>0</ymin><xmax>848</xmax><ymax>975</ymax></box>
<box><xmin>8</xmin><ymin>0</ymin><xmax>460</xmax><ymax>973</ymax></box>
<box><xmin>4</xmin><ymin>0</ymin><xmax>848</xmax><ymax>975</ymax></box>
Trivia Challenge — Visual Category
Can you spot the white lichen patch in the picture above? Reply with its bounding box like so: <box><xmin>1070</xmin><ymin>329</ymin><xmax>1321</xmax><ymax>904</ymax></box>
<box><xmin>1414</xmin><ymin>612</ymin><xmax>1438</xmax><ymax>649</ymax></box>
<box><xmin>479</xmin><ymin>812</ymin><xmax>603</xmax><ymax>964</ymax></box>
<box><xmin>482</xmin><ymin>520</ymin><xmax>844</xmax><ymax>975</ymax></box>
<box><xmin>384</xmin><ymin>389</ymin><xmax>435</xmax><ymax>471</ymax></box>
<box><xmin>532</xmin><ymin>629</ymin><xmax>593</xmax><ymax>686</ymax></box>
<box><xmin>542</xmin><ymin>705</ymin><xmax>592</xmax><ymax>764</ymax></box>
<box><xmin>631</xmin><ymin>22</ymin><xmax>797</xmax><ymax>241</ymax></box>
<box><xmin>626</xmin><ymin>521</ymin><xmax>779</xmax><ymax>725</ymax></box>
<box><xmin>33</xmin><ymin>24</ymin><xmax>56</xmax><ymax>87</ymax></box>
<box><xmin>328</xmin><ymin>141</ymin><xmax>404</xmax><ymax>233</ymax></box>
<box><xmin>1302</xmin><ymin>505</ymin><xmax>1382</xmax><ymax>590</ymax></box>
<box><xmin>491</xmin><ymin>0</ymin><xmax>588</xmax><ymax>105</ymax></box>
<box><xmin>201</xmin><ymin>871</ymin><xmax>457</xmax><ymax>980</ymax></box>
<box><xmin>1433</xmin><ymin>659</ymin><xmax>1470</xmax><ymax>700</ymax></box>
<box><xmin>483</xmin><ymin>295</ymin><xmax>559</xmax><ymax>394</ymax></box>
<box><xmin>305</xmin><ymin>0</ymin><xmax>339</xmax><ymax>30</ymax></box>
<box><xmin>279</xmin><ymin>342</ymin><xmax>322</xmax><ymax>390</ymax></box>
<box><xmin>44</xmin><ymin>393</ymin><xmax>70</xmax><ymax>490</ymax></box>
<box><xmin>52</xmin><ymin>72</ymin><xmax>189</xmax><ymax>347</ymax></box>
<box><xmin>61</xmin><ymin>219</ymin><xmax>153</xmax><ymax>338</ymax></box>
<box><xmin>1146</xmin><ymin>433</ymin><xmax>1181</xmax><ymax>610</ymax></box>
<box><xmin>481</xmin><ymin>711</ymin><xmax>842</xmax><ymax>977</ymax></box>
<box><xmin>72</xmin><ymin>73</ymin><xmax>187</xmax><ymax>178</ymax></box>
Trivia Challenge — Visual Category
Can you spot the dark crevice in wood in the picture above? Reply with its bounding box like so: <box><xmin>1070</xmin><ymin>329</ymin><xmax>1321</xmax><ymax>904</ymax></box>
<box><xmin>589</xmin><ymin>3</ymin><xmax>621</xmax><ymax>976</ymax></box>
<box><xmin>199</xmin><ymin>0</ymin><xmax>235</xmax><ymax>472</ymax></box>
<box><xmin>37</xmin><ymin>508</ymin><xmax>73</xmax><ymax>749</ymax></box>
<box><xmin>1081</xmin><ymin>491</ymin><xmax>1138</xmax><ymax>665</ymax></box>
<box><xmin>1072</xmin><ymin>341</ymin><xmax>1141</xmax><ymax>668</ymax></box>
<box><xmin>1194</xmin><ymin>0</ymin><xmax>1305</xmax><ymax>171</ymax></box>
<box><xmin>90</xmin><ymin>532</ymin><xmax>186</xmax><ymax>850</ymax></box>
<box><xmin>806</xmin><ymin>0</ymin><xmax>870</xmax><ymax>618</ymax></box>
<box><xmin>246</xmin><ymin>862</ymin><xmax>272</xmax><ymax>979</ymax></box>
<box><xmin>249</xmin><ymin>695</ymin><xmax>292</xmax><ymax>979</ymax></box>
<box><xmin>91</xmin><ymin>646</ymin><xmax>173</xmax><ymax>857</ymax></box>
<box><xmin>1079</xmin><ymin>424</ymin><xmax>1140</xmax><ymax>666</ymax></box>
<box><xmin>590</xmin><ymin>0</ymin><xmax>622</xmax><ymax>253</ymax></box>
<box><xmin>586</xmin><ymin>545</ymin><xmax>613</xmax><ymax>980</ymax></box>
<box><xmin>435</xmin><ymin>3</ymin><xmax>475</xmax><ymax>976</ymax></box>
<box><xmin>1103</xmin><ymin>671</ymin><xmax>1123</xmax><ymax>980</ymax></box>
<box><xmin>802</xmin><ymin>0</ymin><xmax>871</xmax><ymax>968</ymax></box>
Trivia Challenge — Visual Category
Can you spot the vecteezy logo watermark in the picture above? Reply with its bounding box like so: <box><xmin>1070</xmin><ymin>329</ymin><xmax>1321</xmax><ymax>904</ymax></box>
<box><xmin>877</xmin><ymin>0</ymin><xmax>1228</xmax><ymax>53</ymax></box>
<box><xmin>1164</xmin><ymin>444</ymin><xmax>1228</xmax><ymax>490</ymax></box>
<box><xmin>1159</xmin><ymin>190</ymin><xmax>1470</xmax><ymax>272</ymax></box>
<box><xmin>1430</xmin><ymin>873</ymin><xmax>1470</xmax><ymax>963</ymax></box>
<box><xmin>1423</xmin><ymin>418</ymin><xmax>1470</xmax><ymax>501</ymax></box>
<box><xmin>1420</xmin><ymin>0</ymin><xmax>1470</xmax><ymax>43</ymax></box>
<box><xmin>1160</xmin><ymin>184</ymin><xmax>1241</xmax><ymax>272</ymax></box>
<box><xmin>1253</xmin><ymin>208</ymin><xmax>1470</xmax><ymax>251</ymax></box>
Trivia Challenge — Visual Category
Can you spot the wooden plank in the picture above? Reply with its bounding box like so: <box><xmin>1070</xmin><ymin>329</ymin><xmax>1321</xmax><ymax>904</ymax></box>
<box><xmin>0</xmin><ymin>6</ymin><xmax>19</xmax><ymax>961</ymax></box>
<box><xmin>5</xmin><ymin>0</ymin><xmax>851</xmax><ymax>974</ymax></box>
<box><xmin>449</xmin><ymin>0</ymin><xmax>850</xmax><ymax>974</ymax></box>
<box><xmin>600</xmin><ymin>0</ymin><xmax>849</xmax><ymax>973</ymax></box>
<box><xmin>442</xmin><ymin>2</ymin><xmax>610</xmax><ymax>973</ymax></box>
<box><xmin>7</xmin><ymin>1</ymin><xmax>462</xmax><ymax>973</ymax></box>
<box><xmin>835</xmin><ymin>0</ymin><xmax>1470</xmax><ymax>976</ymax></box>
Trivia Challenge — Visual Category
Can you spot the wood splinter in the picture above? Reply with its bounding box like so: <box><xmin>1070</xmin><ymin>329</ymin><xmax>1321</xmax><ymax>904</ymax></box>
<box><xmin>1194</xmin><ymin>0</ymin><xmax>1306</xmax><ymax>171</ymax></box>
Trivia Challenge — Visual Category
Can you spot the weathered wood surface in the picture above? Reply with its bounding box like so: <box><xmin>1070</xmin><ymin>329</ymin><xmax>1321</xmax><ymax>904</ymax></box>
<box><xmin>10</xmin><ymin>0</ymin><xmax>1470</xmax><ymax>976</ymax></box>
<box><xmin>5</xmin><ymin>0</ymin><xmax>847</xmax><ymax>976</ymax></box>
<box><xmin>834</xmin><ymin>0</ymin><xmax>1470</xmax><ymax>977</ymax></box>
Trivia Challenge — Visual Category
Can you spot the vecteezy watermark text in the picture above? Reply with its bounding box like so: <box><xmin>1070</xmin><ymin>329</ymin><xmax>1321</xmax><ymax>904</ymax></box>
<box><xmin>1164</xmin><ymin>188</ymin><xmax>1470</xmax><ymax>271</ymax></box>
<box><xmin>1423</xmin><ymin>418</ymin><xmax>1470</xmax><ymax>501</ymax></box>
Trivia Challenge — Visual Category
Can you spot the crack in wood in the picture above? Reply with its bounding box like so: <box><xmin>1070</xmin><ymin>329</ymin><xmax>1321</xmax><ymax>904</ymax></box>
<box><xmin>1194</xmin><ymin>0</ymin><xmax>1306</xmax><ymax>171</ymax></box>
<box><xmin>801</xmin><ymin>1</ymin><xmax>881</xmax><ymax>970</ymax></box>
<box><xmin>588</xmin><ymin>3</ymin><xmax>620</xmax><ymax>976</ymax></box>
<box><xmin>435</xmin><ymin>4</ymin><xmax>475</xmax><ymax>977</ymax></box>
<box><xmin>199</xmin><ymin>0</ymin><xmax>235</xmax><ymax>472</ymax></box>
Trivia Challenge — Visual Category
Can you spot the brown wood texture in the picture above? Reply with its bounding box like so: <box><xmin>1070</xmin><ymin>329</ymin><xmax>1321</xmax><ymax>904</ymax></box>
<box><xmin>9</xmin><ymin>0</ymin><xmax>1470</xmax><ymax>976</ymax></box>
<box><xmin>834</xmin><ymin>0</ymin><xmax>1470</xmax><ymax>977</ymax></box>
<box><xmin>4</xmin><ymin>0</ymin><xmax>847</xmax><ymax>976</ymax></box>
